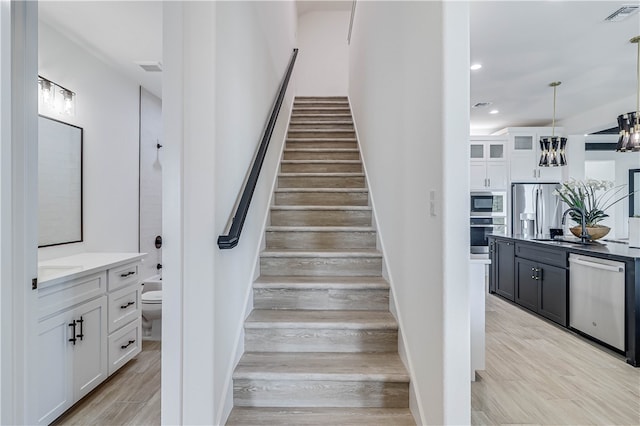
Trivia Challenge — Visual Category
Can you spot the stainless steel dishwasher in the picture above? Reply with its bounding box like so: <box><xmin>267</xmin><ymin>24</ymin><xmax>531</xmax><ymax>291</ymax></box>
<box><xmin>569</xmin><ymin>253</ymin><xmax>625</xmax><ymax>351</ymax></box>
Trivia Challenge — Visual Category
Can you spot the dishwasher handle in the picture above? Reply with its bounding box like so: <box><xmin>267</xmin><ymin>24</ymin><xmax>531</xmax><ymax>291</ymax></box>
<box><xmin>569</xmin><ymin>258</ymin><xmax>624</xmax><ymax>273</ymax></box>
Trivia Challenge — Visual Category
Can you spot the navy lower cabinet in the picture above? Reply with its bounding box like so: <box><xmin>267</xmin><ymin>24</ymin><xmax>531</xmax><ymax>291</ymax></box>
<box><xmin>515</xmin><ymin>243</ymin><xmax>568</xmax><ymax>327</ymax></box>
<box><xmin>489</xmin><ymin>238</ymin><xmax>515</xmax><ymax>301</ymax></box>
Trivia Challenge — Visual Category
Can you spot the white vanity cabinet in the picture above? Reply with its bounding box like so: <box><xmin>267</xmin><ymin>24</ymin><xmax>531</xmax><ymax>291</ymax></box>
<box><xmin>35</xmin><ymin>253</ymin><xmax>145</xmax><ymax>425</ymax></box>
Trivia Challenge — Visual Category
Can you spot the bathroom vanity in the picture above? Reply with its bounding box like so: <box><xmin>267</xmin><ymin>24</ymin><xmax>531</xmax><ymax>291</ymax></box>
<box><xmin>35</xmin><ymin>252</ymin><xmax>145</xmax><ymax>425</ymax></box>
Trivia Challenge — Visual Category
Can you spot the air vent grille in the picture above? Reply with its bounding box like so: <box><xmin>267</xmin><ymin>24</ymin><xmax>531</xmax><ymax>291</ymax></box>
<box><xmin>604</xmin><ymin>5</ymin><xmax>639</xmax><ymax>22</ymax></box>
<box><xmin>472</xmin><ymin>102</ymin><xmax>492</xmax><ymax>109</ymax></box>
<box><xmin>136</xmin><ymin>62</ymin><xmax>163</xmax><ymax>72</ymax></box>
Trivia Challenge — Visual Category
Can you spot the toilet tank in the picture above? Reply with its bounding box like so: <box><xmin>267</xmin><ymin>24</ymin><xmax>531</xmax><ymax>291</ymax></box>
<box><xmin>142</xmin><ymin>274</ymin><xmax>162</xmax><ymax>293</ymax></box>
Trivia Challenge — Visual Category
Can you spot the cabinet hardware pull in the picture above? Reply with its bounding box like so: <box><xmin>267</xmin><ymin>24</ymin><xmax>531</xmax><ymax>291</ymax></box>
<box><xmin>121</xmin><ymin>339</ymin><xmax>136</xmax><ymax>349</ymax></box>
<box><xmin>531</xmin><ymin>267</ymin><xmax>535</xmax><ymax>271</ymax></box>
<box><xmin>68</xmin><ymin>321</ymin><xmax>77</xmax><ymax>345</ymax></box>
<box><xmin>120</xmin><ymin>301</ymin><xmax>135</xmax><ymax>309</ymax></box>
<box><xmin>76</xmin><ymin>316</ymin><xmax>84</xmax><ymax>341</ymax></box>
<box><xmin>531</xmin><ymin>275</ymin><xmax>536</xmax><ymax>279</ymax></box>
<box><xmin>120</xmin><ymin>271</ymin><xmax>135</xmax><ymax>278</ymax></box>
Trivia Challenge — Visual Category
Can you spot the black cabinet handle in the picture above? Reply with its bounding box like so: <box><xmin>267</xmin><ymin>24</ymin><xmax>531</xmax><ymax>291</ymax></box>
<box><xmin>120</xmin><ymin>301</ymin><xmax>135</xmax><ymax>309</ymax></box>
<box><xmin>120</xmin><ymin>271</ymin><xmax>135</xmax><ymax>278</ymax></box>
<box><xmin>76</xmin><ymin>316</ymin><xmax>84</xmax><ymax>341</ymax></box>
<box><xmin>121</xmin><ymin>339</ymin><xmax>136</xmax><ymax>349</ymax></box>
<box><xmin>68</xmin><ymin>321</ymin><xmax>77</xmax><ymax>345</ymax></box>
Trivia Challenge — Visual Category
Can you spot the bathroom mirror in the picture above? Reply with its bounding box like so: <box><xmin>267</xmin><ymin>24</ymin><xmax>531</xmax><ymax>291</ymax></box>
<box><xmin>38</xmin><ymin>115</ymin><xmax>83</xmax><ymax>247</ymax></box>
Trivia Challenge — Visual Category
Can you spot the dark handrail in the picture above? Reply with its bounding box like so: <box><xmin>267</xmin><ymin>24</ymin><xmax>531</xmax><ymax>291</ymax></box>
<box><xmin>217</xmin><ymin>48</ymin><xmax>298</xmax><ymax>249</ymax></box>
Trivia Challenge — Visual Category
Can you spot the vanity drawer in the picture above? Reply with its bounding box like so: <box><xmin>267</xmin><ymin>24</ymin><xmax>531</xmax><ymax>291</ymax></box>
<box><xmin>38</xmin><ymin>272</ymin><xmax>107</xmax><ymax>319</ymax></box>
<box><xmin>108</xmin><ymin>318</ymin><xmax>141</xmax><ymax>376</ymax></box>
<box><xmin>108</xmin><ymin>284</ymin><xmax>141</xmax><ymax>333</ymax></box>
<box><xmin>108</xmin><ymin>261</ymin><xmax>140</xmax><ymax>291</ymax></box>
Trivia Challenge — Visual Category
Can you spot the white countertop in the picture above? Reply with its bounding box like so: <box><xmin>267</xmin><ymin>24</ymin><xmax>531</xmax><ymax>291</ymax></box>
<box><xmin>38</xmin><ymin>252</ymin><xmax>146</xmax><ymax>286</ymax></box>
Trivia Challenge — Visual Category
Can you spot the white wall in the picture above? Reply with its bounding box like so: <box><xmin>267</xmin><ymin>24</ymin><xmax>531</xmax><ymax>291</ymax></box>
<box><xmin>139</xmin><ymin>88</ymin><xmax>162</xmax><ymax>281</ymax></box>
<box><xmin>162</xmin><ymin>1</ymin><xmax>297</xmax><ymax>423</ymax></box>
<box><xmin>214</xmin><ymin>2</ymin><xmax>296</xmax><ymax>422</ymax></box>
<box><xmin>296</xmin><ymin>10</ymin><xmax>349</xmax><ymax>96</ymax></box>
<box><xmin>349</xmin><ymin>2</ymin><xmax>470</xmax><ymax>424</ymax></box>
<box><xmin>37</xmin><ymin>21</ymin><xmax>140</xmax><ymax>261</ymax></box>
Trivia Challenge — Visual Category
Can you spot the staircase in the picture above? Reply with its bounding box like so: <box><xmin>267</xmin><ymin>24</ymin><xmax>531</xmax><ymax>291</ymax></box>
<box><xmin>226</xmin><ymin>97</ymin><xmax>415</xmax><ymax>425</ymax></box>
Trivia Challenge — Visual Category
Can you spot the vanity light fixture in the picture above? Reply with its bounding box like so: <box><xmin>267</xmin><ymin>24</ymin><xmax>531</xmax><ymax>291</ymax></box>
<box><xmin>616</xmin><ymin>36</ymin><xmax>640</xmax><ymax>152</ymax></box>
<box><xmin>539</xmin><ymin>81</ymin><xmax>567</xmax><ymax>167</ymax></box>
<box><xmin>38</xmin><ymin>75</ymin><xmax>76</xmax><ymax>117</ymax></box>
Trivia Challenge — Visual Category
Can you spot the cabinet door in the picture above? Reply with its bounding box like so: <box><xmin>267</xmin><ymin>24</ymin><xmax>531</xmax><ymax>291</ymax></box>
<box><xmin>538</xmin><ymin>164</ymin><xmax>563</xmax><ymax>183</ymax></box>
<box><xmin>486</xmin><ymin>162</ymin><xmax>508</xmax><ymax>189</ymax></box>
<box><xmin>510</xmin><ymin>155</ymin><xmax>537</xmax><ymax>182</ymax></box>
<box><xmin>538</xmin><ymin>264</ymin><xmax>567</xmax><ymax>326</ymax></box>
<box><xmin>72</xmin><ymin>296</ymin><xmax>108</xmax><ymax>400</ymax></box>
<box><xmin>495</xmin><ymin>240</ymin><xmax>515</xmax><ymax>301</ymax></box>
<box><xmin>36</xmin><ymin>310</ymin><xmax>74</xmax><ymax>425</ymax></box>
<box><xmin>487</xmin><ymin>142</ymin><xmax>505</xmax><ymax>160</ymax></box>
<box><xmin>515</xmin><ymin>258</ymin><xmax>539</xmax><ymax>312</ymax></box>
<box><xmin>470</xmin><ymin>162</ymin><xmax>488</xmax><ymax>190</ymax></box>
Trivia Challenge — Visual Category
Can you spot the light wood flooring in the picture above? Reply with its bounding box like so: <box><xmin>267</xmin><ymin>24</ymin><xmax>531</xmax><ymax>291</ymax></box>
<box><xmin>473</xmin><ymin>294</ymin><xmax>640</xmax><ymax>425</ymax></box>
<box><xmin>51</xmin><ymin>340</ymin><xmax>161</xmax><ymax>426</ymax></box>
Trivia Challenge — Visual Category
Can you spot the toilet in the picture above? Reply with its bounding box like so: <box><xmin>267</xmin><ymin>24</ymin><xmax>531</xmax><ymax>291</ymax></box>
<box><xmin>141</xmin><ymin>275</ymin><xmax>162</xmax><ymax>340</ymax></box>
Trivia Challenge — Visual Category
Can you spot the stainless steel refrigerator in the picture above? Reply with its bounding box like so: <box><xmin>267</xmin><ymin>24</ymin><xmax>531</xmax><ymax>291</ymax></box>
<box><xmin>511</xmin><ymin>183</ymin><xmax>563</xmax><ymax>236</ymax></box>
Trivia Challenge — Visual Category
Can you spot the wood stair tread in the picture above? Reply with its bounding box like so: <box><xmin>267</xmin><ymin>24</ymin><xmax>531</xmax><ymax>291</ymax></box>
<box><xmin>281</xmin><ymin>160</ymin><xmax>361</xmax><ymax>164</ymax></box>
<box><xmin>226</xmin><ymin>407</ymin><xmax>415</xmax><ymax>425</ymax></box>
<box><xmin>279</xmin><ymin>172</ymin><xmax>364</xmax><ymax>177</ymax></box>
<box><xmin>261</xmin><ymin>249</ymin><xmax>381</xmax><ymax>258</ymax></box>
<box><xmin>275</xmin><ymin>187</ymin><xmax>367</xmax><ymax>193</ymax></box>
<box><xmin>233</xmin><ymin>352</ymin><xmax>409</xmax><ymax>381</ymax></box>
<box><xmin>266</xmin><ymin>226</ymin><xmax>374</xmax><ymax>232</ymax></box>
<box><xmin>287</xmin><ymin>137</ymin><xmax>357</xmax><ymax>141</ymax></box>
<box><xmin>245</xmin><ymin>310</ymin><xmax>397</xmax><ymax>329</ymax></box>
<box><xmin>270</xmin><ymin>205</ymin><xmax>371</xmax><ymax>211</ymax></box>
<box><xmin>254</xmin><ymin>275</ymin><xmax>389</xmax><ymax>289</ymax></box>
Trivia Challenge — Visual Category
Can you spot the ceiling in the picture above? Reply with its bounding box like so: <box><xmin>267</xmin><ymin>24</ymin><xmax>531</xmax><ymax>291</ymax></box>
<box><xmin>470</xmin><ymin>1</ymin><xmax>640</xmax><ymax>135</ymax></box>
<box><xmin>38</xmin><ymin>1</ymin><xmax>640</xmax><ymax>135</ymax></box>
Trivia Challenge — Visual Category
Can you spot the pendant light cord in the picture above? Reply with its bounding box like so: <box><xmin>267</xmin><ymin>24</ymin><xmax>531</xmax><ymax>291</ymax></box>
<box><xmin>552</xmin><ymin>85</ymin><xmax>557</xmax><ymax>137</ymax></box>
<box><xmin>636</xmin><ymin>40</ymin><xmax>640</xmax><ymax>130</ymax></box>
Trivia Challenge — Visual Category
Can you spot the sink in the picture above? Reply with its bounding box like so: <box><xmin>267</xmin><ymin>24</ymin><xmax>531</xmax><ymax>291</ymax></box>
<box><xmin>532</xmin><ymin>237</ymin><xmax>602</xmax><ymax>247</ymax></box>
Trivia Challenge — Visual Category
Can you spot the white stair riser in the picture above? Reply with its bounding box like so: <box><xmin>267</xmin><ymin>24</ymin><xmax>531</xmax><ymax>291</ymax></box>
<box><xmin>283</xmin><ymin>150</ymin><xmax>360</xmax><ymax>161</ymax></box>
<box><xmin>233</xmin><ymin>379</ymin><xmax>409</xmax><ymax>408</ymax></box>
<box><xmin>244</xmin><ymin>328</ymin><xmax>398</xmax><ymax>353</ymax></box>
<box><xmin>274</xmin><ymin>191</ymin><xmax>368</xmax><ymax>206</ymax></box>
<box><xmin>288</xmin><ymin>131</ymin><xmax>355</xmax><ymax>139</ymax></box>
<box><xmin>253</xmin><ymin>288</ymin><xmax>389</xmax><ymax>311</ymax></box>
<box><xmin>266</xmin><ymin>230</ymin><xmax>376</xmax><ymax>249</ymax></box>
<box><xmin>278</xmin><ymin>175</ymin><xmax>365</xmax><ymax>188</ymax></box>
<box><xmin>260</xmin><ymin>256</ymin><xmax>382</xmax><ymax>277</ymax></box>
<box><xmin>281</xmin><ymin>162</ymin><xmax>362</xmax><ymax>173</ymax></box>
<box><xmin>270</xmin><ymin>210</ymin><xmax>372</xmax><ymax>227</ymax></box>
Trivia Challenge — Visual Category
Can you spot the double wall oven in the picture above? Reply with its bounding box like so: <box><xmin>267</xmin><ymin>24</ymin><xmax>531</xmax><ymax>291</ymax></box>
<box><xmin>470</xmin><ymin>192</ymin><xmax>507</xmax><ymax>254</ymax></box>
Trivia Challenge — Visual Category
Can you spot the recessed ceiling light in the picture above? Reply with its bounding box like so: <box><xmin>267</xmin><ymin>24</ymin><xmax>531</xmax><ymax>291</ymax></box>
<box><xmin>470</xmin><ymin>63</ymin><xmax>482</xmax><ymax>70</ymax></box>
<box><xmin>489</xmin><ymin>110</ymin><xmax>499</xmax><ymax>115</ymax></box>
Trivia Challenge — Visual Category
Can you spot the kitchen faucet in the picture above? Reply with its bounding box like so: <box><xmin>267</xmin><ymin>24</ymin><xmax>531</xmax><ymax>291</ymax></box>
<box><xmin>561</xmin><ymin>207</ymin><xmax>591</xmax><ymax>242</ymax></box>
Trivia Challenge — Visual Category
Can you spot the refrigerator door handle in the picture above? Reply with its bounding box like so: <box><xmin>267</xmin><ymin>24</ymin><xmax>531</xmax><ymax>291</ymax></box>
<box><xmin>535</xmin><ymin>187</ymin><xmax>543</xmax><ymax>235</ymax></box>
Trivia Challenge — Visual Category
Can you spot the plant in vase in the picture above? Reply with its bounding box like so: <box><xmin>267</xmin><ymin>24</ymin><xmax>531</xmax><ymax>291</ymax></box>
<box><xmin>555</xmin><ymin>179</ymin><xmax>633</xmax><ymax>240</ymax></box>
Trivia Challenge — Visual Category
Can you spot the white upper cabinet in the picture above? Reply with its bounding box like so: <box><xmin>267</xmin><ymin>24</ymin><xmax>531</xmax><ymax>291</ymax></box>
<box><xmin>499</xmin><ymin>128</ymin><xmax>565</xmax><ymax>183</ymax></box>
<box><xmin>470</xmin><ymin>136</ymin><xmax>508</xmax><ymax>190</ymax></box>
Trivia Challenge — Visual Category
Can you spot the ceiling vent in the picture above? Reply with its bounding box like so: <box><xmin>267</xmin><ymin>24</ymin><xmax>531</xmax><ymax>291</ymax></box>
<box><xmin>604</xmin><ymin>5</ymin><xmax>639</xmax><ymax>22</ymax></box>
<box><xmin>136</xmin><ymin>61</ymin><xmax>162</xmax><ymax>72</ymax></box>
<box><xmin>472</xmin><ymin>102</ymin><xmax>492</xmax><ymax>109</ymax></box>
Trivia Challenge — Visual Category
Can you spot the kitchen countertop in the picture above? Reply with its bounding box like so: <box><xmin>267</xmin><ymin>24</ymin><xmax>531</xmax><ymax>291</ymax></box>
<box><xmin>491</xmin><ymin>233</ymin><xmax>640</xmax><ymax>260</ymax></box>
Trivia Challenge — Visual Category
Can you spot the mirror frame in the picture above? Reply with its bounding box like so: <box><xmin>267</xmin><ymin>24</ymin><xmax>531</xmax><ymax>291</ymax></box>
<box><xmin>38</xmin><ymin>115</ymin><xmax>84</xmax><ymax>247</ymax></box>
